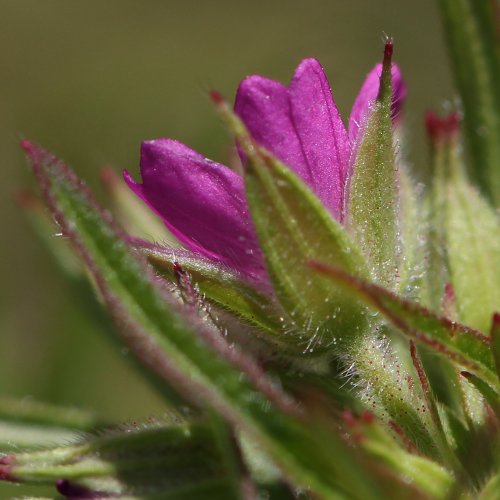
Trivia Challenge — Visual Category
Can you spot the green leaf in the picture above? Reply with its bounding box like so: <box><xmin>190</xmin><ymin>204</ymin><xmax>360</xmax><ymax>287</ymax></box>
<box><xmin>460</xmin><ymin>371</ymin><xmax>500</xmax><ymax>417</ymax></box>
<box><xmin>244</xmin><ymin>149</ymin><xmax>370</xmax><ymax>353</ymax></box>
<box><xmin>0</xmin><ymin>397</ymin><xmax>105</xmax><ymax>432</ymax></box>
<box><xmin>397</xmin><ymin>165</ymin><xmax>424</xmax><ymax>297</ymax></box>
<box><xmin>437</xmin><ymin>0</ymin><xmax>500</xmax><ymax>205</ymax></box>
<box><xmin>0</xmin><ymin>422</ymin><xmax>79</xmax><ymax>452</ymax></box>
<box><xmin>0</xmin><ymin>398</ymin><xmax>107</xmax><ymax>452</ymax></box>
<box><xmin>347</xmin><ymin>42</ymin><xmax>400</xmax><ymax>288</ymax></box>
<box><xmin>23</xmin><ymin>141</ymin><xmax>384</xmax><ymax>498</ymax></box>
<box><xmin>342</xmin><ymin>411</ymin><xmax>454</xmax><ymax>499</ymax></box>
<box><xmin>310</xmin><ymin>261</ymin><xmax>498</xmax><ymax>391</ymax></box>
<box><xmin>1</xmin><ymin>420</ymin><xmax>245</xmax><ymax>499</ymax></box>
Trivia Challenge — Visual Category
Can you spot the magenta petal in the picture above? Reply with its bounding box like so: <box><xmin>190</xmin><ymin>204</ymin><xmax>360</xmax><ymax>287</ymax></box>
<box><xmin>234</xmin><ymin>58</ymin><xmax>349</xmax><ymax>221</ymax></box>
<box><xmin>348</xmin><ymin>63</ymin><xmax>407</xmax><ymax>146</ymax></box>
<box><xmin>288</xmin><ymin>59</ymin><xmax>349</xmax><ymax>220</ymax></box>
<box><xmin>234</xmin><ymin>75</ymin><xmax>298</xmax><ymax>167</ymax></box>
<box><xmin>124</xmin><ymin>139</ymin><xmax>265</xmax><ymax>279</ymax></box>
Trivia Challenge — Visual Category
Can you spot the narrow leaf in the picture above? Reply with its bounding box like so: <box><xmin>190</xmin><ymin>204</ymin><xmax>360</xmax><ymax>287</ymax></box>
<box><xmin>460</xmin><ymin>371</ymin><xmax>500</xmax><ymax>417</ymax></box>
<box><xmin>310</xmin><ymin>261</ymin><xmax>498</xmax><ymax>391</ymax></box>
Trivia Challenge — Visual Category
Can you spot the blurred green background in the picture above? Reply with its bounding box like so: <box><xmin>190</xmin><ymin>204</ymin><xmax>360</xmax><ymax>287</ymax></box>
<box><xmin>1</xmin><ymin>0</ymin><xmax>453</xmax><ymax>433</ymax></box>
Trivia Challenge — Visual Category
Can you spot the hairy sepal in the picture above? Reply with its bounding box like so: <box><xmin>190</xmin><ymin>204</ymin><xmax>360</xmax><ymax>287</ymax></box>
<box><xmin>445</xmin><ymin>168</ymin><xmax>500</xmax><ymax>333</ymax></box>
<box><xmin>137</xmin><ymin>242</ymin><xmax>290</xmax><ymax>346</ymax></box>
<box><xmin>211</xmin><ymin>95</ymin><xmax>371</xmax><ymax>355</ymax></box>
<box><xmin>244</xmin><ymin>148</ymin><xmax>370</xmax><ymax>354</ymax></box>
<box><xmin>347</xmin><ymin>43</ymin><xmax>400</xmax><ymax>289</ymax></box>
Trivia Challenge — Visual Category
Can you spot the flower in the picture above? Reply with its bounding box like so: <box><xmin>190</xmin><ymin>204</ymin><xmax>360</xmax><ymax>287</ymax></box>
<box><xmin>124</xmin><ymin>58</ymin><xmax>405</xmax><ymax>281</ymax></box>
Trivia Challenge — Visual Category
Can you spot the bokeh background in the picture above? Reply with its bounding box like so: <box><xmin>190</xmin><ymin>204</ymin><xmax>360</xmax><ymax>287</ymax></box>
<box><xmin>0</xmin><ymin>0</ymin><xmax>454</xmax><ymax>492</ymax></box>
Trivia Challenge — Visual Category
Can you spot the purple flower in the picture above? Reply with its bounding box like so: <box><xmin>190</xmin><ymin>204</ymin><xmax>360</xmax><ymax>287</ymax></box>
<box><xmin>124</xmin><ymin>59</ymin><xmax>405</xmax><ymax>281</ymax></box>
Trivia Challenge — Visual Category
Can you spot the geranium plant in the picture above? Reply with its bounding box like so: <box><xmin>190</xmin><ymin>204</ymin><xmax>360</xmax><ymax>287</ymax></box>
<box><xmin>2</xmin><ymin>0</ymin><xmax>499</xmax><ymax>498</ymax></box>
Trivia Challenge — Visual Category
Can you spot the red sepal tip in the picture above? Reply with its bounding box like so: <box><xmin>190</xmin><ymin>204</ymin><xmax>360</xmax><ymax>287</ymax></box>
<box><xmin>425</xmin><ymin>111</ymin><xmax>460</xmax><ymax>142</ymax></box>
<box><xmin>209</xmin><ymin>90</ymin><xmax>224</xmax><ymax>105</ymax></box>
<box><xmin>20</xmin><ymin>139</ymin><xmax>34</xmax><ymax>153</ymax></box>
<box><xmin>383</xmin><ymin>38</ymin><xmax>394</xmax><ymax>65</ymax></box>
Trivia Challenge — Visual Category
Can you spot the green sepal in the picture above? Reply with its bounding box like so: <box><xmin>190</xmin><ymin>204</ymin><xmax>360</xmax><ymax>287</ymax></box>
<box><xmin>421</xmin><ymin>118</ymin><xmax>452</xmax><ymax>310</ymax></box>
<box><xmin>211</xmin><ymin>95</ymin><xmax>370</xmax><ymax>354</ymax></box>
<box><xmin>244</xmin><ymin>149</ymin><xmax>370</xmax><ymax>353</ymax></box>
<box><xmin>100</xmin><ymin>167</ymin><xmax>178</xmax><ymax>244</ymax></box>
<box><xmin>137</xmin><ymin>242</ymin><xmax>289</xmax><ymax>345</ymax></box>
<box><xmin>347</xmin><ymin>42</ymin><xmax>400</xmax><ymax>288</ymax></box>
<box><xmin>342</xmin><ymin>411</ymin><xmax>455</xmax><ymax>499</ymax></box>
<box><xmin>397</xmin><ymin>165</ymin><xmax>424</xmax><ymax>297</ymax></box>
<box><xmin>445</xmin><ymin>167</ymin><xmax>500</xmax><ymax>333</ymax></box>
<box><xmin>310</xmin><ymin>262</ymin><xmax>498</xmax><ymax>391</ymax></box>
<box><xmin>437</xmin><ymin>0</ymin><xmax>500</xmax><ymax>204</ymax></box>
<box><xmin>460</xmin><ymin>371</ymin><xmax>500</xmax><ymax>418</ymax></box>
<box><xmin>426</xmin><ymin>116</ymin><xmax>500</xmax><ymax>333</ymax></box>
